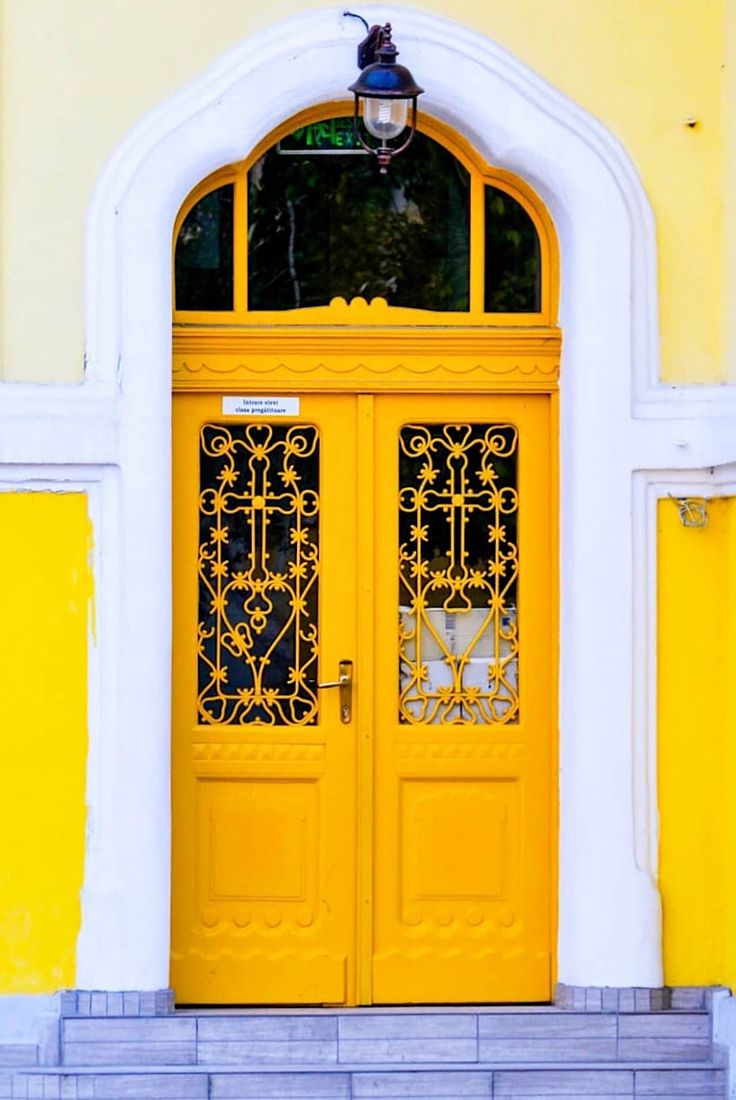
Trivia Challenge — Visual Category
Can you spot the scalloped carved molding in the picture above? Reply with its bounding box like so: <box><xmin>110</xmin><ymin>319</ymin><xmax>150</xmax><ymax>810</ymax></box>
<box><xmin>173</xmin><ymin>359</ymin><xmax>560</xmax><ymax>387</ymax></box>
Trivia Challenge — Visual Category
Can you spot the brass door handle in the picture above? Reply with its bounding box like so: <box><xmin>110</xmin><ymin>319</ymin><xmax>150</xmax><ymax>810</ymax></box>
<box><xmin>317</xmin><ymin>660</ymin><xmax>353</xmax><ymax>724</ymax></box>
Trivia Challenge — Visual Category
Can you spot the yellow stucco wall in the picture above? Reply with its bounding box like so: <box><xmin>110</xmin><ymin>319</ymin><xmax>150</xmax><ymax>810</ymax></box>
<box><xmin>0</xmin><ymin>0</ymin><xmax>731</xmax><ymax>384</ymax></box>
<box><xmin>0</xmin><ymin>492</ymin><xmax>91</xmax><ymax>993</ymax></box>
<box><xmin>0</xmin><ymin>1</ymin><xmax>733</xmax><ymax>998</ymax></box>
<box><xmin>658</xmin><ymin>496</ymin><xmax>736</xmax><ymax>988</ymax></box>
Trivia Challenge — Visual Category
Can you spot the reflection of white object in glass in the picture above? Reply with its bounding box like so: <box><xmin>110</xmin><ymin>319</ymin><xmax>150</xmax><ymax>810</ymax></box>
<box><xmin>400</xmin><ymin>605</ymin><xmax>516</xmax><ymax>661</ymax></box>
<box><xmin>363</xmin><ymin>98</ymin><xmax>409</xmax><ymax>141</ymax></box>
<box><xmin>399</xmin><ymin>656</ymin><xmax>518</xmax><ymax>723</ymax></box>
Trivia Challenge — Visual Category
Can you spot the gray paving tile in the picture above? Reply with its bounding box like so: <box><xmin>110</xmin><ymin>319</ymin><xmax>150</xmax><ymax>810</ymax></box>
<box><xmin>618</xmin><ymin>1015</ymin><xmax>709</xmax><ymax>1039</ymax></box>
<box><xmin>670</xmin><ymin>990</ymin><xmax>708</xmax><ymax>1011</ymax></box>
<box><xmin>198</xmin><ymin>1017</ymin><xmax>336</xmax><ymax>1042</ymax></box>
<box><xmin>105</xmin><ymin>997</ymin><xmax>124</xmax><ymax>1020</ymax></box>
<box><xmin>339</xmin><ymin>1038</ymin><xmax>478</xmax><ymax>1063</ymax></box>
<box><xmin>211</xmin><ymin>1073</ymin><xmax>350</xmax><ymax>1098</ymax></box>
<box><xmin>64</xmin><ymin>1020</ymin><xmax>195</xmax><ymax>1043</ymax></box>
<box><xmin>618</xmin><ymin>1038</ymin><xmax>711</xmax><ymax>1062</ymax></box>
<box><xmin>89</xmin><ymin>1074</ymin><xmax>207</xmax><ymax>1098</ymax></box>
<box><xmin>0</xmin><ymin>1049</ymin><xmax>37</xmax><ymax>1068</ymax></box>
<box><xmin>64</xmin><ymin>1043</ymin><xmax>195</xmax><ymax>1067</ymax></box>
<box><xmin>479</xmin><ymin>1038</ymin><xmax>618</xmax><ymax>1062</ymax></box>
<box><xmin>338</xmin><ymin>1016</ymin><xmax>476</xmax><ymax>1039</ymax></box>
<box><xmin>494</xmin><ymin>1069</ymin><xmax>634</xmax><ymax>1096</ymax></box>
<box><xmin>198</xmin><ymin>1040</ymin><xmax>337</xmax><ymax>1065</ymax></box>
<box><xmin>352</xmin><ymin>1070</ymin><xmax>492</xmax><ymax>1096</ymax></box>
<box><xmin>138</xmin><ymin>996</ymin><xmax>157</xmax><ymax>1019</ymax></box>
<box><xmin>634</xmin><ymin>1068</ymin><xmax>725</xmax><ymax>1095</ymax></box>
<box><xmin>478</xmin><ymin>1015</ymin><xmax>616</xmax><ymax>1038</ymax></box>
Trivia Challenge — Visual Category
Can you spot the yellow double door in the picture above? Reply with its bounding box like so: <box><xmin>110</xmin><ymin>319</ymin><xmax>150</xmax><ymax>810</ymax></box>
<box><xmin>171</xmin><ymin>390</ymin><xmax>554</xmax><ymax>1005</ymax></box>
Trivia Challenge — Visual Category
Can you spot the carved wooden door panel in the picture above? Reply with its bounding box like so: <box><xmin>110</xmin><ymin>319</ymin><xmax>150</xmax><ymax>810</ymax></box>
<box><xmin>171</xmin><ymin>393</ymin><xmax>359</xmax><ymax>1004</ymax></box>
<box><xmin>372</xmin><ymin>393</ymin><xmax>553</xmax><ymax>1002</ymax></box>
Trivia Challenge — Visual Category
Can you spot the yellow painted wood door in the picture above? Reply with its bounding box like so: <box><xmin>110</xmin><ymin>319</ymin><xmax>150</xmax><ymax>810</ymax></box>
<box><xmin>372</xmin><ymin>393</ymin><xmax>553</xmax><ymax>1003</ymax></box>
<box><xmin>171</xmin><ymin>390</ymin><xmax>554</xmax><ymax>1004</ymax></box>
<box><xmin>171</xmin><ymin>392</ymin><xmax>359</xmax><ymax>1004</ymax></box>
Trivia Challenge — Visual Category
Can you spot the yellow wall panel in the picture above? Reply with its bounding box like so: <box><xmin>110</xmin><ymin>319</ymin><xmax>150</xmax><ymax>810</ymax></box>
<box><xmin>0</xmin><ymin>0</ymin><xmax>730</xmax><ymax>383</ymax></box>
<box><xmin>0</xmin><ymin>492</ymin><xmax>91</xmax><ymax>992</ymax></box>
<box><xmin>658</xmin><ymin>496</ymin><xmax>736</xmax><ymax>986</ymax></box>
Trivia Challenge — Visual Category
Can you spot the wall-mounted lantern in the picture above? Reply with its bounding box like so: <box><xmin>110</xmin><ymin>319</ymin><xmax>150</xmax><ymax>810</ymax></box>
<box><xmin>346</xmin><ymin>18</ymin><xmax>424</xmax><ymax>174</ymax></box>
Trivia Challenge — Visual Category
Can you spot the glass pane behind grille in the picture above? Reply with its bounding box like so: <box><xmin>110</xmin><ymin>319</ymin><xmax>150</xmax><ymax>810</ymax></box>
<box><xmin>399</xmin><ymin>423</ymin><xmax>519</xmax><ymax>725</ymax></box>
<box><xmin>248</xmin><ymin>121</ymin><xmax>470</xmax><ymax>312</ymax></box>
<box><xmin>175</xmin><ymin>184</ymin><xmax>234</xmax><ymax>311</ymax></box>
<box><xmin>484</xmin><ymin>186</ymin><xmax>541</xmax><ymax>312</ymax></box>
<box><xmin>198</xmin><ymin>422</ymin><xmax>320</xmax><ymax>725</ymax></box>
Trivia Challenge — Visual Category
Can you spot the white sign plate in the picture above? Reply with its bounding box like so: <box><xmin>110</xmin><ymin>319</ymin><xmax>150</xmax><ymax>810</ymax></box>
<box><xmin>222</xmin><ymin>396</ymin><xmax>300</xmax><ymax>417</ymax></box>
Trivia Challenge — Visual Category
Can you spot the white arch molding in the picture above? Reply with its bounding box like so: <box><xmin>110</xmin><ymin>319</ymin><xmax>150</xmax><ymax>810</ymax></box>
<box><xmin>71</xmin><ymin>6</ymin><xmax>736</xmax><ymax>992</ymax></box>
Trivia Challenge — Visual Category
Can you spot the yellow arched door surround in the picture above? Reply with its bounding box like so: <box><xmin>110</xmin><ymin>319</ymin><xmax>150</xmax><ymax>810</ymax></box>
<box><xmin>171</xmin><ymin>105</ymin><xmax>560</xmax><ymax>1006</ymax></box>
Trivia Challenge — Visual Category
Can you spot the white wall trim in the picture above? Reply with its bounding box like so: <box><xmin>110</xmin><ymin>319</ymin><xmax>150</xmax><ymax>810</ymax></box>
<box><xmin>633</xmin><ymin>465</ymin><xmax>736</xmax><ymax>874</ymax></box>
<box><xmin>2</xmin><ymin>6</ymin><xmax>736</xmax><ymax>992</ymax></box>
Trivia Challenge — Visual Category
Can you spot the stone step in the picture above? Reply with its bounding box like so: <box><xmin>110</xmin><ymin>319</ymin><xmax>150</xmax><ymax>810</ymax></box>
<box><xmin>59</xmin><ymin>1011</ymin><xmax>714</xmax><ymax>1068</ymax></box>
<box><xmin>0</xmin><ymin>1061</ymin><xmax>727</xmax><ymax>1099</ymax></box>
<box><xmin>0</xmin><ymin>1047</ymin><xmax>37</xmax><ymax>1069</ymax></box>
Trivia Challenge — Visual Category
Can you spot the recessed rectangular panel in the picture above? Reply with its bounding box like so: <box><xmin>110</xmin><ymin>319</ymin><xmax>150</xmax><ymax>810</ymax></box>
<box><xmin>198</xmin><ymin>778</ymin><xmax>318</xmax><ymax>909</ymax></box>
<box><xmin>400</xmin><ymin>777</ymin><xmax>519</xmax><ymax>923</ymax></box>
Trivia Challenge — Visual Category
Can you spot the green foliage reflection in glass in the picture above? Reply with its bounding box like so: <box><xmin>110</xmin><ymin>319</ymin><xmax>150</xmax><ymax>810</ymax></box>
<box><xmin>484</xmin><ymin>186</ymin><xmax>541</xmax><ymax>312</ymax></box>
<box><xmin>175</xmin><ymin>184</ymin><xmax>234</xmax><ymax>311</ymax></box>
<box><xmin>248</xmin><ymin>121</ymin><xmax>470</xmax><ymax>312</ymax></box>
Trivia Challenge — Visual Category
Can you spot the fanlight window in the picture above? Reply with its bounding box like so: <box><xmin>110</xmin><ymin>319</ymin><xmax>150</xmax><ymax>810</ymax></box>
<box><xmin>248</xmin><ymin>128</ymin><xmax>470</xmax><ymax>312</ymax></box>
<box><xmin>173</xmin><ymin>113</ymin><xmax>554</xmax><ymax>323</ymax></box>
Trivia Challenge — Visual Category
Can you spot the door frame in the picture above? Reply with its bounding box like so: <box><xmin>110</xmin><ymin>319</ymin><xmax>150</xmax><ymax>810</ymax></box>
<box><xmin>171</xmin><ymin>366</ymin><xmax>559</xmax><ymax>1005</ymax></box>
<box><xmin>76</xmin><ymin>7</ymin><xmax>675</xmax><ymax>991</ymax></box>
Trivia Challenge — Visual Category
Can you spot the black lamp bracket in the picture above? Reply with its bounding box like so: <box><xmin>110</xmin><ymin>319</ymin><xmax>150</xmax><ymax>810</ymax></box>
<box><xmin>356</xmin><ymin>23</ymin><xmax>388</xmax><ymax>69</ymax></box>
<box><xmin>343</xmin><ymin>12</ymin><xmax>391</xmax><ymax>69</ymax></box>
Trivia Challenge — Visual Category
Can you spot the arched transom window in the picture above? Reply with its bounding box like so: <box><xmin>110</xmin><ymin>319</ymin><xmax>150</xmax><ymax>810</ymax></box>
<box><xmin>173</xmin><ymin>109</ymin><xmax>558</xmax><ymax>326</ymax></box>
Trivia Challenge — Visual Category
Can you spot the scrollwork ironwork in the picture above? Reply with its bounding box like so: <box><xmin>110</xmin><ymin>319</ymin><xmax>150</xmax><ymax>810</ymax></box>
<box><xmin>198</xmin><ymin>422</ymin><xmax>320</xmax><ymax>725</ymax></box>
<box><xmin>398</xmin><ymin>422</ymin><xmax>519</xmax><ymax>724</ymax></box>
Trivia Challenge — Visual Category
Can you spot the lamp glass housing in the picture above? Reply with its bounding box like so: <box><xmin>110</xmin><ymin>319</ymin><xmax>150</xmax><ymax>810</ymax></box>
<box><xmin>363</xmin><ymin>96</ymin><xmax>409</xmax><ymax>142</ymax></box>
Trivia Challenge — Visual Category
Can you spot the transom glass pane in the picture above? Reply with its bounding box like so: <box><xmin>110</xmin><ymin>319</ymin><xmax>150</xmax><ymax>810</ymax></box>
<box><xmin>399</xmin><ymin>423</ymin><xmax>519</xmax><ymax>725</ymax></box>
<box><xmin>248</xmin><ymin>118</ymin><xmax>470</xmax><ymax>312</ymax></box>
<box><xmin>484</xmin><ymin>186</ymin><xmax>541</xmax><ymax>312</ymax></box>
<box><xmin>198</xmin><ymin>422</ymin><xmax>320</xmax><ymax>725</ymax></box>
<box><xmin>175</xmin><ymin>184</ymin><xmax>234</xmax><ymax>311</ymax></box>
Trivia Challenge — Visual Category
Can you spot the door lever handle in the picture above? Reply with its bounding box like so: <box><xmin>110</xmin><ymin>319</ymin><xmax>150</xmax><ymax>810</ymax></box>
<box><xmin>317</xmin><ymin>660</ymin><xmax>353</xmax><ymax>724</ymax></box>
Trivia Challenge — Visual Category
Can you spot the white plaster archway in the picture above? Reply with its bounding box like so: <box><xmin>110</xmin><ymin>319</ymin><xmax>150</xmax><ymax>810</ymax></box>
<box><xmin>71</xmin><ymin>6</ymin><xmax>736</xmax><ymax>992</ymax></box>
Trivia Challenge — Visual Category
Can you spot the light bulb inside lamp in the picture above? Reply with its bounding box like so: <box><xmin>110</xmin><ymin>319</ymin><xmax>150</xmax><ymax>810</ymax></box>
<box><xmin>363</xmin><ymin>98</ymin><xmax>409</xmax><ymax>142</ymax></box>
